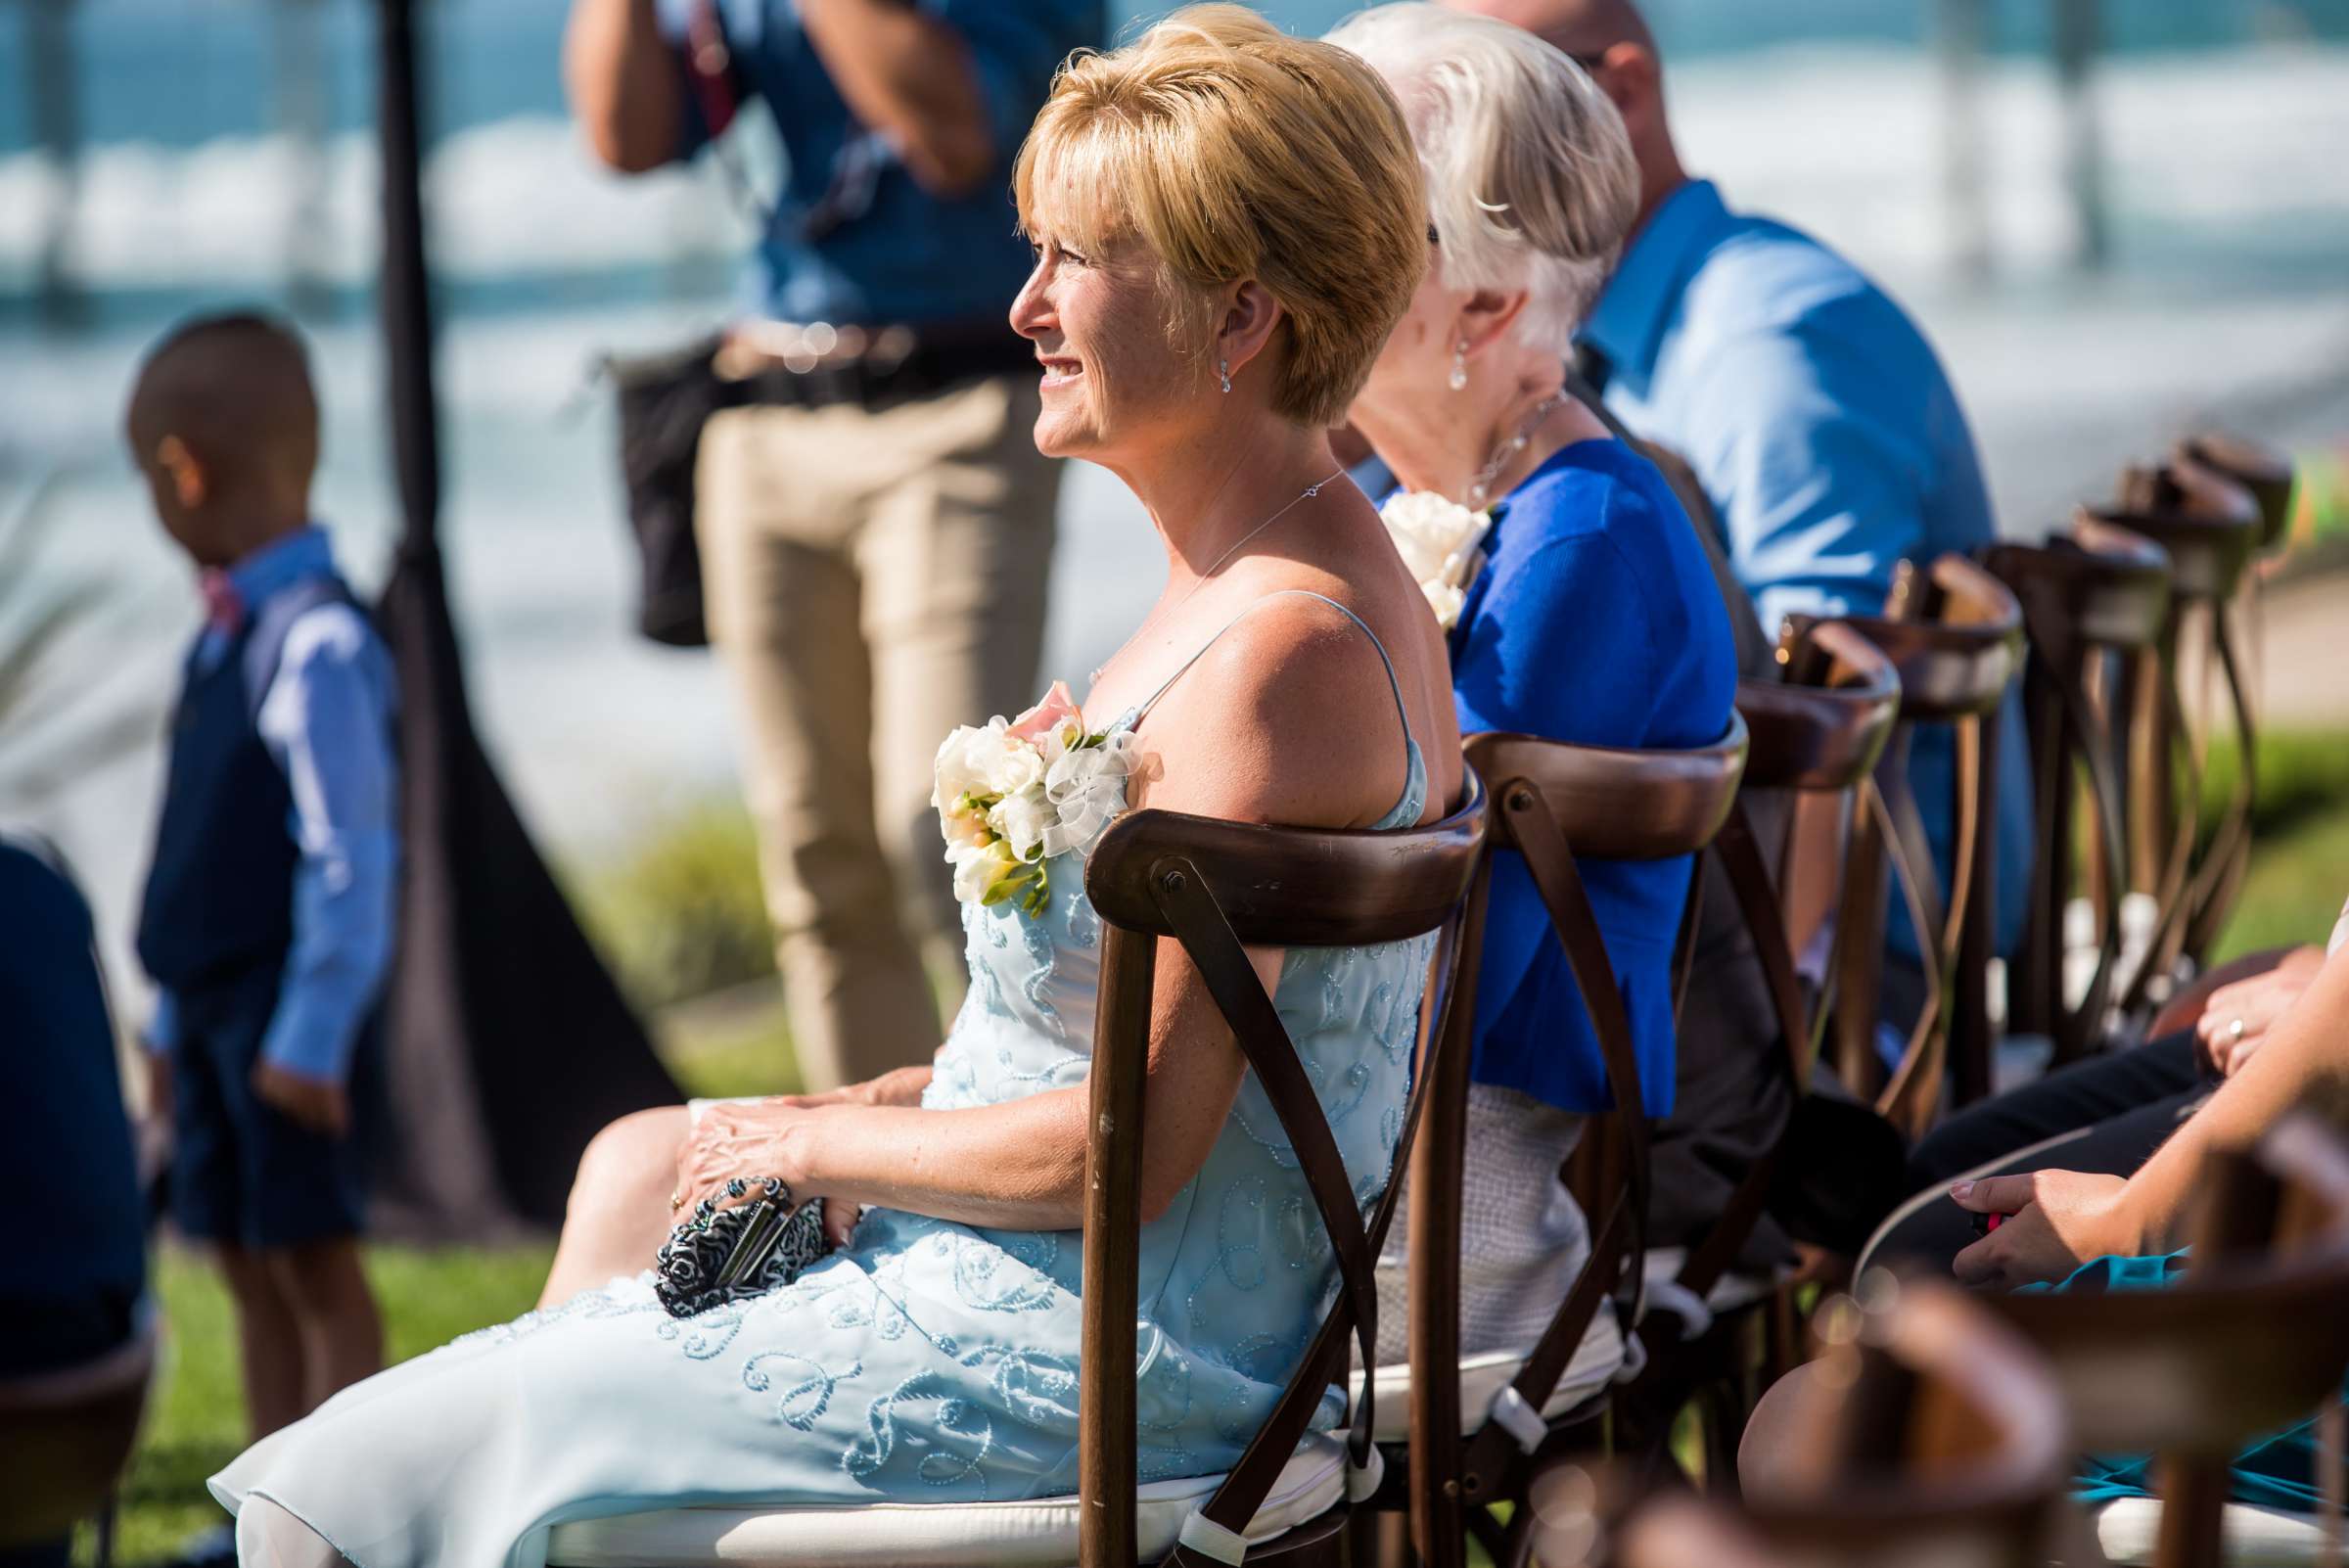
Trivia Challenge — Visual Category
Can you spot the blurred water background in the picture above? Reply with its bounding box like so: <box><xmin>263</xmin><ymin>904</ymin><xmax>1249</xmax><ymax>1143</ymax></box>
<box><xmin>5</xmin><ymin>0</ymin><xmax>2349</xmax><ymax>1020</ymax></box>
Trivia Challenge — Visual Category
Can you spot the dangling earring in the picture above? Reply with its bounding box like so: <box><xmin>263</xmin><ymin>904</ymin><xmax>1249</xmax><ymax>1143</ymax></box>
<box><xmin>1219</xmin><ymin>357</ymin><xmax>1232</xmax><ymax>394</ymax></box>
<box><xmin>1449</xmin><ymin>342</ymin><xmax>1469</xmax><ymax>392</ymax></box>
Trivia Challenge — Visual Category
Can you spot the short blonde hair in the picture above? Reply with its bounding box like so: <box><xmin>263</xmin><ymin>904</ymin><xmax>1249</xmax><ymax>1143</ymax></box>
<box><xmin>1325</xmin><ymin>4</ymin><xmax>1639</xmax><ymax>353</ymax></box>
<box><xmin>1012</xmin><ymin>5</ymin><xmax>1427</xmax><ymax>428</ymax></box>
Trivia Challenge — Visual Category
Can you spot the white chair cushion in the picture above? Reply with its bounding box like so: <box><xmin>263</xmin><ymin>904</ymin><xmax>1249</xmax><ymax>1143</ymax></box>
<box><xmin>1355</xmin><ymin>1306</ymin><xmax>1626</xmax><ymax>1442</ymax></box>
<box><xmin>544</xmin><ymin>1432</ymin><xmax>1351</xmax><ymax>1567</ymax></box>
<box><xmin>1641</xmin><ymin>1249</ymin><xmax>1786</xmax><ymax>1315</ymax></box>
<box><xmin>2093</xmin><ymin>1498</ymin><xmax>2333</xmax><ymax>1566</ymax></box>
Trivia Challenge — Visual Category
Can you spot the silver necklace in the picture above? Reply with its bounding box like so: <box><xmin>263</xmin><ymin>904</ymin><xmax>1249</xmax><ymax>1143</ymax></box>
<box><xmin>1466</xmin><ymin>392</ymin><xmax>1568</xmax><ymax>508</ymax></box>
<box><xmin>1090</xmin><ymin>468</ymin><xmax>1346</xmax><ymax>684</ymax></box>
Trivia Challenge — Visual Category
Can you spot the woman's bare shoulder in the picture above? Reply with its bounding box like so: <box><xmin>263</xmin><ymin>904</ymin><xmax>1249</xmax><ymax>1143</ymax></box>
<box><xmin>1131</xmin><ymin>586</ymin><xmax>1422</xmax><ymax>830</ymax></box>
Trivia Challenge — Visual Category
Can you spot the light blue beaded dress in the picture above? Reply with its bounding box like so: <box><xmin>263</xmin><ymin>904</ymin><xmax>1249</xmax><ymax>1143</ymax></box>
<box><xmin>210</xmin><ymin>597</ymin><xmax>1433</xmax><ymax>1568</ymax></box>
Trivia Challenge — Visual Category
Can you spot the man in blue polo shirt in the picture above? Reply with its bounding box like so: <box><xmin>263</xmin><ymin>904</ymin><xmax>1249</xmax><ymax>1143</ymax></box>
<box><xmin>566</xmin><ymin>0</ymin><xmax>1101</xmax><ymax>1095</ymax></box>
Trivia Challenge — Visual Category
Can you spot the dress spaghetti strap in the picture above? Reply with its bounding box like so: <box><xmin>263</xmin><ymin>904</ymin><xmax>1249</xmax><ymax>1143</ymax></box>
<box><xmin>1130</xmin><ymin>588</ymin><xmax>1425</xmax><ymax>828</ymax></box>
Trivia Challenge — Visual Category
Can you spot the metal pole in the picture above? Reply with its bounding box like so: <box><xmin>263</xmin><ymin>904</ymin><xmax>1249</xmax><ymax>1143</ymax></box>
<box><xmin>1934</xmin><ymin>0</ymin><xmax>1993</xmax><ymax>286</ymax></box>
<box><xmin>275</xmin><ymin>0</ymin><xmax>333</xmax><ymax>314</ymax></box>
<box><xmin>378</xmin><ymin>0</ymin><xmax>441</xmax><ymax>546</ymax></box>
<box><xmin>28</xmin><ymin>0</ymin><xmax>84</xmax><ymax>324</ymax></box>
<box><xmin>2052</xmin><ymin>0</ymin><xmax>2109</xmax><ymax>271</ymax></box>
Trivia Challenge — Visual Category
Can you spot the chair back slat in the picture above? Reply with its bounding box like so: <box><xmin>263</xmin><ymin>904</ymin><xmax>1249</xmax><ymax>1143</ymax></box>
<box><xmin>1083</xmin><ymin>807</ymin><xmax>1487</xmax><ymax>948</ymax></box>
<box><xmin>2083</xmin><ymin>459</ymin><xmax>2264</xmax><ymax>1012</ymax></box>
<box><xmin>1465</xmin><ymin>714</ymin><xmax>1748</xmax><ymax>864</ymax></box>
<box><xmin>1988</xmin><ymin>1116</ymin><xmax>2349</xmax><ymax>1568</ymax></box>
<box><xmin>2096</xmin><ymin>461</ymin><xmax>2262</xmax><ymax>603</ymax></box>
<box><xmin>1078</xmin><ymin>780</ymin><xmax>1488</xmax><ymax>1568</ymax></box>
<box><xmin>1409</xmin><ymin>721</ymin><xmax>1746</xmax><ymax>1568</ymax></box>
<box><xmin>2181</xmin><ymin>431</ymin><xmax>2296</xmax><ymax>549</ymax></box>
<box><xmin>1981</xmin><ymin>525</ymin><xmax>2176</xmax><ymax>1067</ymax></box>
<box><xmin>1789</xmin><ymin>555</ymin><xmax>2023</xmax><ymax>1116</ymax></box>
<box><xmin>1672</xmin><ymin>622</ymin><xmax>1906</xmax><ymax>1293</ymax></box>
<box><xmin>1739</xmin><ymin>620</ymin><xmax>1904</xmax><ymax>794</ymax></box>
<box><xmin>1992</xmin><ymin>520</ymin><xmax>2172</xmax><ymax>652</ymax></box>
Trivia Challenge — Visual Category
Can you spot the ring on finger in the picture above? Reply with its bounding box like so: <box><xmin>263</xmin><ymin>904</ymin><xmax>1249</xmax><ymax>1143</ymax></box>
<box><xmin>2228</xmin><ymin>1017</ymin><xmax>2245</xmax><ymax>1043</ymax></box>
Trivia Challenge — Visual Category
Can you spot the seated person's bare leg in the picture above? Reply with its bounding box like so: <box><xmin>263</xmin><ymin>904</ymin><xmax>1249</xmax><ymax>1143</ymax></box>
<box><xmin>238</xmin><ymin>1498</ymin><xmax>354</xmax><ymax>1568</ymax></box>
<box><xmin>538</xmin><ymin>1106</ymin><xmax>691</xmax><ymax>1309</ymax></box>
<box><xmin>266</xmin><ymin>1237</ymin><xmax>383</xmax><ymax>1414</ymax></box>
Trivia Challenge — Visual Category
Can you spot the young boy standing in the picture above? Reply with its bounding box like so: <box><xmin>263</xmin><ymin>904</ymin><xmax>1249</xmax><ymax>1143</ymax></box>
<box><xmin>126</xmin><ymin>312</ymin><xmax>394</xmax><ymax>1559</ymax></box>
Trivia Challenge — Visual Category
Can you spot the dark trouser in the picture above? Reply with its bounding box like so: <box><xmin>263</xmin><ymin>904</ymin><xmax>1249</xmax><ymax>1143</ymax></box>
<box><xmin>1861</xmin><ymin>1031</ymin><xmax>2207</xmax><ymax>1274</ymax></box>
<box><xmin>0</xmin><ymin>1539</ymin><xmax>69</xmax><ymax>1568</ymax></box>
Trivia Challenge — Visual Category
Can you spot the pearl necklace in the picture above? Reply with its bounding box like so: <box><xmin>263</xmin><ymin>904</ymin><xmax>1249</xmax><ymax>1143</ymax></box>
<box><xmin>1466</xmin><ymin>392</ymin><xmax>1569</xmax><ymax>509</ymax></box>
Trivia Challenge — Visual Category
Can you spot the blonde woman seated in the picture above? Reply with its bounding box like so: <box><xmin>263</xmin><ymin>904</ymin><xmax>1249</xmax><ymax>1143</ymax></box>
<box><xmin>1330</xmin><ymin>4</ymin><xmax>1736</xmax><ymax>1372</ymax></box>
<box><xmin>207</xmin><ymin>11</ymin><xmax>1462</xmax><ymax>1564</ymax></box>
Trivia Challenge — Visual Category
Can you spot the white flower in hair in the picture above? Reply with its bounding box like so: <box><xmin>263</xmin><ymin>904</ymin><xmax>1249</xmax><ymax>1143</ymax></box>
<box><xmin>1379</xmin><ymin>490</ymin><xmax>1492</xmax><ymax>630</ymax></box>
<box><xmin>932</xmin><ymin>681</ymin><xmax>1138</xmax><ymax>914</ymax></box>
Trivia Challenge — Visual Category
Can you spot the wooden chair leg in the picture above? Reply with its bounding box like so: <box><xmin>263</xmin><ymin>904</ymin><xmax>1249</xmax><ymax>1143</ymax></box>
<box><xmin>2150</xmin><ymin>1455</ymin><xmax>2229</xmax><ymax>1568</ymax></box>
<box><xmin>1345</xmin><ymin>1500</ymin><xmax>1411</xmax><ymax>1568</ymax></box>
<box><xmin>1702</xmin><ymin>1381</ymin><xmax>1745</xmax><ymax>1503</ymax></box>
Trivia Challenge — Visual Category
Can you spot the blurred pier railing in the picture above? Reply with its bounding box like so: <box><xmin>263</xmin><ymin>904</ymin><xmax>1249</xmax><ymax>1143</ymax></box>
<box><xmin>10</xmin><ymin>0</ymin><xmax>341</xmax><ymax>323</ymax></box>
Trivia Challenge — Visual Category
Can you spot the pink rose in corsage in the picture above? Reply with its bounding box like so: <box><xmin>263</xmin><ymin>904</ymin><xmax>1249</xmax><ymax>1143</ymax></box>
<box><xmin>1379</xmin><ymin>490</ymin><xmax>1492</xmax><ymax>631</ymax></box>
<box><xmin>932</xmin><ymin>682</ymin><xmax>1139</xmax><ymax>915</ymax></box>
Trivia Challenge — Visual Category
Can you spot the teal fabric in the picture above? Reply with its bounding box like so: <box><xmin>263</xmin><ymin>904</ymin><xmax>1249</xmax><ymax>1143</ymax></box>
<box><xmin>2030</xmin><ymin>1251</ymin><xmax>2338</xmax><ymax>1510</ymax></box>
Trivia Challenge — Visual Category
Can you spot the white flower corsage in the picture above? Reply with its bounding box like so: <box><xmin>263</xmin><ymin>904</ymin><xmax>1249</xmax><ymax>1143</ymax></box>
<box><xmin>932</xmin><ymin>680</ymin><xmax>1138</xmax><ymax>915</ymax></box>
<box><xmin>1379</xmin><ymin>490</ymin><xmax>1493</xmax><ymax>631</ymax></box>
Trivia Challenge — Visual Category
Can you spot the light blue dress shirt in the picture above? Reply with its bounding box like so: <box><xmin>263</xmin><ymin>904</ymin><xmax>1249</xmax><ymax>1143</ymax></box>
<box><xmin>148</xmin><ymin>527</ymin><xmax>399</xmax><ymax>1083</ymax></box>
<box><xmin>1581</xmin><ymin>178</ymin><xmax>2033</xmax><ymax>960</ymax></box>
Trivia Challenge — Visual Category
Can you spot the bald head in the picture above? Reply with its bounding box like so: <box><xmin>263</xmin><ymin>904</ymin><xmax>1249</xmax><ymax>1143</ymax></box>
<box><xmin>1441</xmin><ymin>0</ymin><xmax>1654</xmax><ymax>61</ymax></box>
<box><xmin>125</xmin><ymin>311</ymin><xmax>319</xmax><ymax>563</ymax></box>
<box><xmin>1439</xmin><ymin>0</ymin><xmax>1683</xmax><ymax>227</ymax></box>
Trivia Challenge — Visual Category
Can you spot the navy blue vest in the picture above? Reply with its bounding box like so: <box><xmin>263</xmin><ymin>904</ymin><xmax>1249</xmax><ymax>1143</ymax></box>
<box><xmin>135</xmin><ymin>575</ymin><xmax>363</xmax><ymax>995</ymax></box>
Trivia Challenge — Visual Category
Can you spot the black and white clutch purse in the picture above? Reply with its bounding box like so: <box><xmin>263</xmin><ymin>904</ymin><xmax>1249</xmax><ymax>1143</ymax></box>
<box><xmin>653</xmin><ymin>1176</ymin><xmax>832</xmax><ymax>1318</ymax></box>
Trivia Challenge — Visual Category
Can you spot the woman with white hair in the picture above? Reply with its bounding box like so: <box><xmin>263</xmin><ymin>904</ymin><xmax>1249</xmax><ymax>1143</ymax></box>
<box><xmin>1327</xmin><ymin>3</ymin><xmax>1740</xmax><ymax>1373</ymax></box>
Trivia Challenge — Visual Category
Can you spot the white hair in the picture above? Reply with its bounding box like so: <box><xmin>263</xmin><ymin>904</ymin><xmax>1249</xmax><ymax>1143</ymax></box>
<box><xmin>1325</xmin><ymin>3</ymin><xmax>1639</xmax><ymax>354</ymax></box>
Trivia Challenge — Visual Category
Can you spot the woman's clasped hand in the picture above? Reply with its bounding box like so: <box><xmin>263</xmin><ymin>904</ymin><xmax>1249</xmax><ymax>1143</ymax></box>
<box><xmin>1948</xmin><ymin>1170</ymin><xmax>2142</xmax><ymax>1290</ymax></box>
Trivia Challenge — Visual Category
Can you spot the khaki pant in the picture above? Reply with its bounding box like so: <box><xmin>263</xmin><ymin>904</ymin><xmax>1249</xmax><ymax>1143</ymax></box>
<box><xmin>697</xmin><ymin>374</ymin><xmax>1060</xmax><ymax>1090</ymax></box>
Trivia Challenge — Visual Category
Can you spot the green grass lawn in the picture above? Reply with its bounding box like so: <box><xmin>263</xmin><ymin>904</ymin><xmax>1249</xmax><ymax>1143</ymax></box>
<box><xmin>77</xmin><ymin>1025</ymin><xmax>790</xmax><ymax>1565</ymax></box>
<box><xmin>80</xmin><ymin>729</ymin><xmax>2349</xmax><ymax>1564</ymax></box>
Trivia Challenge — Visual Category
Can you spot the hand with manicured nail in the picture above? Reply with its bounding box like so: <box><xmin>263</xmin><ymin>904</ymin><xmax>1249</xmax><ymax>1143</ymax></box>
<box><xmin>1949</xmin><ymin>1170</ymin><xmax>2140</xmax><ymax>1289</ymax></box>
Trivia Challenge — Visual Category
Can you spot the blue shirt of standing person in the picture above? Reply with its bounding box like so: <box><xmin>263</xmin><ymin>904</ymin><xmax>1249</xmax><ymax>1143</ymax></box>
<box><xmin>142</xmin><ymin>523</ymin><xmax>399</xmax><ymax>1097</ymax></box>
<box><xmin>643</xmin><ymin>0</ymin><xmax>1104</xmax><ymax>326</ymax></box>
<box><xmin>1579</xmin><ymin>176</ymin><xmax>2033</xmax><ymax>961</ymax></box>
<box><xmin>1450</xmin><ymin>443</ymin><xmax>1739</xmax><ymax>1114</ymax></box>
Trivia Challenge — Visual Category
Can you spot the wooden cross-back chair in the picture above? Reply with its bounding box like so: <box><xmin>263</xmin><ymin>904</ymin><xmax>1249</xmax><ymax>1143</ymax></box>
<box><xmin>1389</xmin><ymin>717</ymin><xmax>1749</xmax><ymax>1568</ymax></box>
<box><xmin>548</xmin><ymin>788</ymin><xmax>1492</xmax><ymax>1568</ymax></box>
<box><xmin>1785</xmin><ymin>554</ymin><xmax>2025</xmax><ymax>1128</ymax></box>
<box><xmin>1078</xmin><ymin>777</ymin><xmax>1491</xmax><ymax>1568</ymax></box>
<box><xmin>1987</xmin><ymin>1114</ymin><xmax>2349</xmax><ymax>1568</ymax></box>
<box><xmin>0</xmin><ymin>1310</ymin><xmax>158</xmax><ymax>1567</ymax></box>
<box><xmin>1981</xmin><ymin>520</ymin><xmax>2174</xmax><ymax>1070</ymax></box>
<box><xmin>2183</xmin><ymin>432</ymin><xmax>2297</xmax><ymax>553</ymax></box>
<box><xmin>2087</xmin><ymin>458</ymin><xmax>2264</xmax><ymax>1014</ymax></box>
<box><xmin>1592</xmin><ymin>623</ymin><xmax>1904</xmax><ymax>1502</ymax></box>
<box><xmin>1721</xmin><ymin>1275</ymin><xmax>2072</xmax><ymax>1568</ymax></box>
